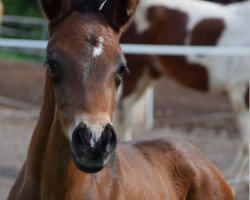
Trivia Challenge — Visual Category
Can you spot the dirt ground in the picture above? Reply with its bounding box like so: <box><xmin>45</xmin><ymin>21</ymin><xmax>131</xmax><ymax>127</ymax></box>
<box><xmin>0</xmin><ymin>59</ymin><xmax>248</xmax><ymax>199</ymax></box>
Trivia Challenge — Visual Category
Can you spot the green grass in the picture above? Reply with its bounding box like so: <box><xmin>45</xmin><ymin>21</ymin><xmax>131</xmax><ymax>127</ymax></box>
<box><xmin>0</xmin><ymin>52</ymin><xmax>43</xmax><ymax>63</ymax></box>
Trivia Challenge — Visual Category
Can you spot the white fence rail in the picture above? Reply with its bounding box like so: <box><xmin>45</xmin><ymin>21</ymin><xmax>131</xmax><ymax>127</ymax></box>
<box><xmin>1</xmin><ymin>16</ymin><xmax>48</xmax><ymax>42</ymax></box>
<box><xmin>0</xmin><ymin>38</ymin><xmax>249</xmax><ymax>56</ymax></box>
<box><xmin>2</xmin><ymin>15</ymin><xmax>46</xmax><ymax>25</ymax></box>
<box><xmin>122</xmin><ymin>44</ymin><xmax>250</xmax><ymax>56</ymax></box>
<box><xmin>0</xmin><ymin>39</ymin><xmax>47</xmax><ymax>49</ymax></box>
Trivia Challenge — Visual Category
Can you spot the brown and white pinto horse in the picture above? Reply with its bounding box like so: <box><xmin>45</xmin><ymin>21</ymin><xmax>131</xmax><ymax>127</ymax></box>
<box><xmin>117</xmin><ymin>0</ymin><xmax>249</xmax><ymax>180</ymax></box>
<box><xmin>7</xmin><ymin>0</ymin><xmax>233</xmax><ymax>199</ymax></box>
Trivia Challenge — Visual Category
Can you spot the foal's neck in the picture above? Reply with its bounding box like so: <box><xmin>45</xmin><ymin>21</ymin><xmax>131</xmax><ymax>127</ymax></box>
<box><xmin>41</xmin><ymin>116</ymin><xmax>84</xmax><ymax>199</ymax></box>
<box><xmin>25</xmin><ymin>74</ymin><xmax>56</xmax><ymax>189</ymax></box>
<box><xmin>24</xmin><ymin>74</ymin><xmax>81</xmax><ymax>197</ymax></box>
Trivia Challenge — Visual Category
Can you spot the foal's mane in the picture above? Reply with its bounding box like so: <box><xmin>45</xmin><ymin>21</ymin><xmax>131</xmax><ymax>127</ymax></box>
<box><xmin>72</xmin><ymin>0</ymin><xmax>138</xmax><ymax>31</ymax></box>
<box><xmin>42</xmin><ymin>0</ymin><xmax>138</xmax><ymax>35</ymax></box>
<box><xmin>72</xmin><ymin>0</ymin><xmax>106</xmax><ymax>12</ymax></box>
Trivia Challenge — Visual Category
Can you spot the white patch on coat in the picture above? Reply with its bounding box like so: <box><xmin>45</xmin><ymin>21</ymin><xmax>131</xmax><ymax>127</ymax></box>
<box><xmin>68</xmin><ymin>114</ymin><xmax>111</xmax><ymax>147</ymax></box>
<box><xmin>116</xmin><ymin>83</ymin><xmax>123</xmax><ymax>101</ymax></box>
<box><xmin>93</xmin><ymin>36</ymin><xmax>104</xmax><ymax>58</ymax></box>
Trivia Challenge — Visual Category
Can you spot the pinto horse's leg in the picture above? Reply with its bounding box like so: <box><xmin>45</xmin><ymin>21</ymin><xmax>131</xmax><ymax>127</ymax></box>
<box><xmin>113</xmin><ymin>67</ymin><xmax>155</xmax><ymax>141</ymax></box>
<box><xmin>226</xmin><ymin>84</ymin><xmax>249</xmax><ymax>190</ymax></box>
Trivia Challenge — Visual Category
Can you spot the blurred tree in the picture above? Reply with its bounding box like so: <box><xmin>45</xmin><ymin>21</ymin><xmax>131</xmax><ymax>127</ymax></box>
<box><xmin>2</xmin><ymin>0</ymin><xmax>41</xmax><ymax>17</ymax></box>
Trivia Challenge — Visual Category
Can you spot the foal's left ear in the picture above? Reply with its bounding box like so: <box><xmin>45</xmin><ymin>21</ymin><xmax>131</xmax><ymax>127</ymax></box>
<box><xmin>101</xmin><ymin>0</ymin><xmax>139</xmax><ymax>32</ymax></box>
<box><xmin>39</xmin><ymin>0</ymin><xmax>71</xmax><ymax>22</ymax></box>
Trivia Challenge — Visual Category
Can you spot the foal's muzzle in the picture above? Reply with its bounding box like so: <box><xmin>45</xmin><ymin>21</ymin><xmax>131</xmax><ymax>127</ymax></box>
<box><xmin>71</xmin><ymin>123</ymin><xmax>117</xmax><ymax>173</ymax></box>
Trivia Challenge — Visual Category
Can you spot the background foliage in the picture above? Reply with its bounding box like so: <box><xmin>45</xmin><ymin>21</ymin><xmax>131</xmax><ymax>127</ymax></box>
<box><xmin>2</xmin><ymin>0</ymin><xmax>41</xmax><ymax>16</ymax></box>
<box><xmin>1</xmin><ymin>0</ymin><xmax>45</xmax><ymax>62</ymax></box>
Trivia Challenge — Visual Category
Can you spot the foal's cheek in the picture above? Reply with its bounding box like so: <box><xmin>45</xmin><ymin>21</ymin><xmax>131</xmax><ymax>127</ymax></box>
<box><xmin>53</xmin><ymin>83</ymin><xmax>68</xmax><ymax>109</ymax></box>
<box><xmin>52</xmin><ymin>85</ymin><xmax>74</xmax><ymax>129</ymax></box>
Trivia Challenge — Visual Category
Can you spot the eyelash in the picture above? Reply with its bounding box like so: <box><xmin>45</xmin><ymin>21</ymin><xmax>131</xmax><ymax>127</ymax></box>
<box><xmin>117</xmin><ymin>65</ymin><xmax>129</xmax><ymax>77</ymax></box>
<box><xmin>115</xmin><ymin>64</ymin><xmax>129</xmax><ymax>87</ymax></box>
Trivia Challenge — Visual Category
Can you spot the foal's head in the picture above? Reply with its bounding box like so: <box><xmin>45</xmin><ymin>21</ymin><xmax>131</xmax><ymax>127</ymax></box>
<box><xmin>40</xmin><ymin>0</ymin><xmax>138</xmax><ymax>173</ymax></box>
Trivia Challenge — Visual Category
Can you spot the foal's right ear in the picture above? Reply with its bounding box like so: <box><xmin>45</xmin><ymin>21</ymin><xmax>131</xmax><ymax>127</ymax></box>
<box><xmin>39</xmin><ymin>0</ymin><xmax>71</xmax><ymax>22</ymax></box>
<box><xmin>102</xmin><ymin>0</ymin><xmax>139</xmax><ymax>32</ymax></box>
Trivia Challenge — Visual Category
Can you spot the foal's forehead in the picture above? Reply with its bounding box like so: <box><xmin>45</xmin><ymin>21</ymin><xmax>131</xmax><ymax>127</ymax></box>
<box><xmin>48</xmin><ymin>12</ymin><xmax>121</xmax><ymax>59</ymax></box>
<box><xmin>50</xmin><ymin>12</ymin><xmax>118</xmax><ymax>45</ymax></box>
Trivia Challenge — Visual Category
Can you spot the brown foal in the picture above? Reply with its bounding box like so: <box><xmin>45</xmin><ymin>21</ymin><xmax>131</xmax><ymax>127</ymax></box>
<box><xmin>7</xmin><ymin>0</ymin><xmax>233</xmax><ymax>199</ymax></box>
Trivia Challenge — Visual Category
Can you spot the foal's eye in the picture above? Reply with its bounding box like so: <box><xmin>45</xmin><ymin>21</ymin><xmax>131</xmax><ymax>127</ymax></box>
<box><xmin>47</xmin><ymin>61</ymin><xmax>61</xmax><ymax>80</ymax></box>
<box><xmin>115</xmin><ymin>64</ymin><xmax>129</xmax><ymax>87</ymax></box>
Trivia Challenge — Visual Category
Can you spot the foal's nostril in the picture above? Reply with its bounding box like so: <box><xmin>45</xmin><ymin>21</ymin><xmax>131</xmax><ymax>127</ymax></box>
<box><xmin>71</xmin><ymin>123</ymin><xmax>117</xmax><ymax>174</ymax></box>
<box><xmin>100</xmin><ymin>124</ymin><xmax>117</xmax><ymax>152</ymax></box>
<box><xmin>71</xmin><ymin>122</ymin><xmax>117</xmax><ymax>160</ymax></box>
<box><xmin>72</xmin><ymin>123</ymin><xmax>92</xmax><ymax>147</ymax></box>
